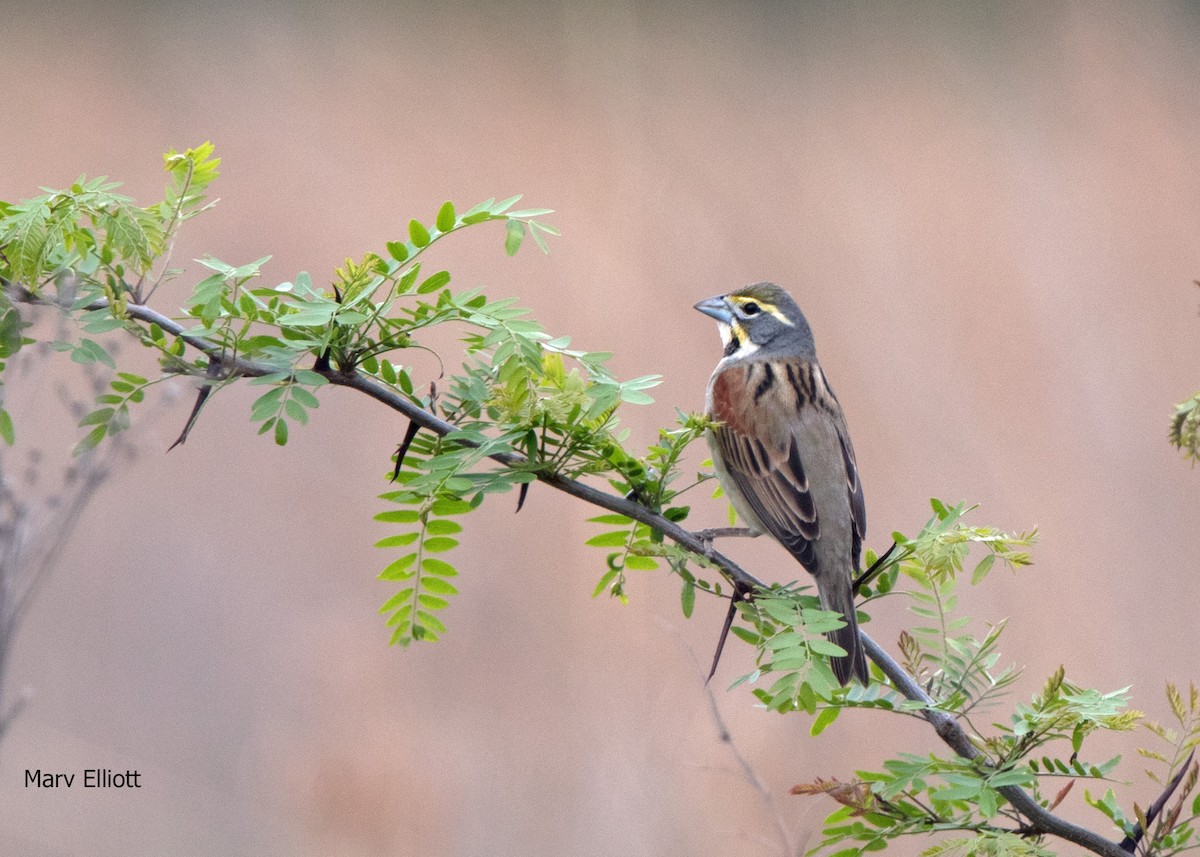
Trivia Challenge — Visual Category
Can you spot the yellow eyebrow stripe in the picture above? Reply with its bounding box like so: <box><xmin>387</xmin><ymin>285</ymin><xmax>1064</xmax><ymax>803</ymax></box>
<box><xmin>728</xmin><ymin>295</ymin><xmax>794</xmax><ymax>327</ymax></box>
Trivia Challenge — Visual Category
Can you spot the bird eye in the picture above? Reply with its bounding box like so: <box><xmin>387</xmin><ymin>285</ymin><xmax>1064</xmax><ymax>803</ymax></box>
<box><xmin>742</xmin><ymin>302</ymin><xmax>761</xmax><ymax>316</ymax></box>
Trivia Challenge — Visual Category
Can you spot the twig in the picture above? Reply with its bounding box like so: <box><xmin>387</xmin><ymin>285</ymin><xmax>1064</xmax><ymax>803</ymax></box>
<box><xmin>1119</xmin><ymin>748</ymin><xmax>1196</xmax><ymax>853</ymax></box>
<box><xmin>9</xmin><ymin>288</ymin><xmax>1131</xmax><ymax>857</ymax></box>
<box><xmin>862</xmin><ymin>634</ymin><xmax>1129</xmax><ymax>857</ymax></box>
<box><xmin>7</xmin><ymin>289</ymin><xmax>768</xmax><ymax>594</ymax></box>
<box><xmin>657</xmin><ymin>614</ymin><xmax>796</xmax><ymax>857</ymax></box>
<box><xmin>703</xmin><ymin>680</ymin><xmax>796</xmax><ymax>856</ymax></box>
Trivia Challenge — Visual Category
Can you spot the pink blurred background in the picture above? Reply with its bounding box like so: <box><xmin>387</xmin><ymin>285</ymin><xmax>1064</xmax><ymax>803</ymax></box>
<box><xmin>2</xmin><ymin>1</ymin><xmax>1199</xmax><ymax>854</ymax></box>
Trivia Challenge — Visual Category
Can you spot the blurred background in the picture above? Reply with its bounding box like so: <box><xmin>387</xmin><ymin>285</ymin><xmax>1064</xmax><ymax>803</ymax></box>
<box><xmin>2</xmin><ymin>1</ymin><xmax>1199</xmax><ymax>854</ymax></box>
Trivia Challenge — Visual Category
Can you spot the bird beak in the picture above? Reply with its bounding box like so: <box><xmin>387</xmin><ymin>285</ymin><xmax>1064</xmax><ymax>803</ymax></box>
<box><xmin>694</xmin><ymin>295</ymin><xmax>733</xmax><ymax>324</ymax></box>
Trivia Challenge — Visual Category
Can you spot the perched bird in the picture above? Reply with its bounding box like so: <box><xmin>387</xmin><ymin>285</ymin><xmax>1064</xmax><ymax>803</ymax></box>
<box><xmin>695</xmin><ymin>282</ymin><xmax>868</xmax><ymax>685</ymax></box>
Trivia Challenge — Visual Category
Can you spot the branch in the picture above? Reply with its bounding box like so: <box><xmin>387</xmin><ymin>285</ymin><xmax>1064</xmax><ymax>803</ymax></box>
<box><xmin>11</xmin><ymin>288</ymin><xmax>1129</xmax><ymax>857</ymax></box>
<box><xmin>6</xmin><ymin>288</ymin><xmax>767</xmax><ymax>592</ymax></box>
<box><xmin>862</xmin><ymin>634</ymin><xmax>1129</xmax><ymax>857</ymax></box>
<box><xmin>1119</xmin><ymin>748</ymin><xmax>1196</xmax><ymax>853</ymax></box>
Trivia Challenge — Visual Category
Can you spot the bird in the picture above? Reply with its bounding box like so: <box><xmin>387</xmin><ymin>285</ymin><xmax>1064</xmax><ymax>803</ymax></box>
<box><xmin>695</xmin><ymin>282</ymin><xmax>868</xmax><ymax>685</ymax></box>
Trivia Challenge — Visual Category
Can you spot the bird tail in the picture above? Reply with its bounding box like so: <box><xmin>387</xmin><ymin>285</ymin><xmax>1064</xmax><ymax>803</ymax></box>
<box><xmin>819</xmin><ymin>579</ymin><xmax>869</xmax><ymax>686</ymax></box>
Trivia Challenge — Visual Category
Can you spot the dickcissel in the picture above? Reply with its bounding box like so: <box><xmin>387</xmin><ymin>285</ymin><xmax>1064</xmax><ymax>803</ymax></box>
<box><xmin>696</xmin><ymin>282</ymin><xmax>868</xmax><ymax>685</ymax></box>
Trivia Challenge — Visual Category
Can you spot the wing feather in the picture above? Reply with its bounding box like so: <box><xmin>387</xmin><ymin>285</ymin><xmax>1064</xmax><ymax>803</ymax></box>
<box><xmin>709</xmin><ymin>357</ymin><xmax>866</xmax><ymax>575</ymax></box>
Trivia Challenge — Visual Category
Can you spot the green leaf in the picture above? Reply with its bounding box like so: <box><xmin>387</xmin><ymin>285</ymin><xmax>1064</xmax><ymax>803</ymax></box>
<box><xmin>506</xmin><ymin>207</ymin><xmax>554</xmax><ymax>218</ymax></box>
<box><xmin>932</xmin><ymin>782</ymin><xmax>980</xmax><ymax>801</ymax></box>
<box><xmin>422</xmin><ymin>558</ymin><xmax>457</xmax><ymax>577</ymax></box>
<box><xmin>978</xmin><ymin>787</ymin><xmax>998</xmax><ymax>819</ymax></box>
<box><xmin>292</xmin><ymin>370</ymin><xmax>327</xmax><ymax>387</ymax></box>
<box><xmin>0</xmin><ymin>408</ymin><xmax>13</xmax><ymax>445</ymax></box>
<box><xmin>504</xmin><ymin>220</ymin><xmax>524</xmax><ymax>256</ymax></box>
<box><xmin>78</xmin><ymin>408</ymin><xmax>114</xmax><ymax>427</ymax></box>
<box><xmin>592</xmin><ymin>567</ymin><xmax>620</xmax><ymax>597</ymax></box>
<box><xmin>422</xmin><ymin>577</ymin><xmax>459</xmax><ymax>596</ymax></box>
<box><xmin>375</xmin><ymin>532</ymin><xmax>420</xmax><ymax>547</ymax></box>
<box><xmin>72</xmin><ymin>424</ymin><xmax>107</xmax><ymax>455</ymax></box>
<box><xmin>418</xmin><ymin>593</ymin><xmax>449</xmax><ymax>610</ymax></box>
<box><xmin>624</xmin><ymin>556</ymin><xmax>658</xmax><ymax>571</ymax></box>
<box><xmin>587</xmin><ymin>514</ymin><xmax>632</xmax><ymax>525</ymax></box>
<box><xmin>730</xmin><ymin>626</ymin><xmax>761</xmax><ymax>646</ymax></box>
<box><xmin>808</xmin><ymin>639</ymin><xmax>848</xmax><ymax>657</ymax></box>
<box><xmin>435</xmin><ymin>201</ymin><xmax>456</xmax><ymax>232</ymax></box>
<box><xmin>375</xmin><ymin>510</ymin><xmax>420</xmax><ymax>523</ymax></box>
<box><xmin>284</xmin><ymin>399</ymin><xmax>308</xmax><ymax>423</ymax></box>
<box><xmin>291</xmin><ymin>387</ymin><xmax>320</xmax><ymax>408</ymax></box>
<box><xmin>379</xmin><ymin>557</ymin><xmax>416</xmax><ymax>580</ymax></box>
<box><xmin>422</xmin><ymin>536</ymin><xmax>458</xmax><ymax>553</ymax></box>
<box><xmin>680</xmin><ymin>580</ymin><xmax>695</xmax><ymax>618</ymax></box>
<box><xmin>378</xmin><ymin>589</ymin><xmax>413</xmax><ymax>612</ymax></box>
<box><xmin>417</xmin><ymin>269</ymin><xmax>451</xmax><ymax>294</ymax></box>
<box><xmin>431</xmin><ymin>499</ymin><xmax>472</xmax><ymax>516</ymax></box>
<box><xmin>273</xmin><ymin>418</ymin><xmax>288</xmax><ymax>445</ymax></box>
<box><xmin>74</xmin><ymin>338</ymin><xmax>116</xmax><ymax>368</ymax></box>
<box><xmin>988</xmin><ymin>767</ymin><xmax>1034</xmax><ymax>788</ymax></box>
<box><xmin>810</xmin><ymin>706</ymin><xmax>839</xmax><ymax>736</ymax></box>
<box><xmin>409</xmin><ymin>219</ymin><xmax>431</xmax><ymax>248</ymax></box>
<box><xmin>493</xmin><ymin>194</ymin><xmax>522</xmax><ymax>213</ymax></box>
<box><xmin>972</xmin><ymin>553</ymin><xmax>995</xmax><ymax>584</ymax></box>
<box><xmin>585</xmin><ymin>531</ymin><xmax>628</xmax><ymax>547</ymax></box>
<box><xmin>416</xmin><ymin>610</ymin><xmax>446</xmax><ymax>634</ymax></box>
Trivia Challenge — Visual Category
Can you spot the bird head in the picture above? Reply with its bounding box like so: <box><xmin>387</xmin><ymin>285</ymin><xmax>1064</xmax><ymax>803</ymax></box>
<box><xmin>694</xmin><ymin>282</ymin><xmax>815</xmax><ymax>360</ymax></box>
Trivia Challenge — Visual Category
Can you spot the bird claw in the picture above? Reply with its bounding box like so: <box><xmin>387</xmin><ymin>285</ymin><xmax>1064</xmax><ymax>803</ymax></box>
<box><xmin>694</xmin><ymin>526</ymin><xmax>757</xmax><ymax>558</ymax></box>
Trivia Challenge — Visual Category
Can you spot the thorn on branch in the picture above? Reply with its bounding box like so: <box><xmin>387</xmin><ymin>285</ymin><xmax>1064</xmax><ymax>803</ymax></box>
<box><xmin>706</xmin><ymin>587</ymin><xmax>746</xmax><ymax>684</ymax></box>
<box><xmin>167</xmin><ymin>357</ymin><xmax>223</xmax><ymax>451</ymax></box>
<box><xmin>391</xmin><ymin>420</ymin><xmax>421</xmax><ymax>482</ymax></box>
<box><xmin>853</xmin><ymin>540</ymin><xmax>899</xmax><ymax>594</ymax></box>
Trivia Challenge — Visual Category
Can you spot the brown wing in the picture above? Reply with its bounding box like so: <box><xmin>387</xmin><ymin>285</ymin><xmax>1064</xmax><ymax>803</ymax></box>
<box><xmin>710</xmin><ymin>361</ymin><xmax>822</xmax><ymax>573</ymax></box>
<box><xmin>711</xmin><ymin>357</ymin><xmax>867</xmax><ymax>575</ymax></box>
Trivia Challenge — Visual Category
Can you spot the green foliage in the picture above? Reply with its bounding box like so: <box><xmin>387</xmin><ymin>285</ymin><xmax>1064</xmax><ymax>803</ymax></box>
<box><xmin>0</xmin><ymin>293</ymin><xmax>23</xmax><ymax>444</ymax></box>
<box><xmin>1119</xmin><ymin>683</ymin><xmax>1200</xmax><ymax>855</ymax></box>
<box><xmin>3</xmin><ymin>146</ymin><xmax>1197</xmax><ymax>857</ymax></box>
<box><xmin>1169</xmin><ymin>283</ymin><xmax>1200</xmax><ymax>464</ymax></box>
<box><xmin>74</xmin><ymin>371</ymin><xmax>153</xmax><ymax>454</ymax></box>
<box><xmin>376</xmin><ymin>474</ymin><xmax>474</xmax><ymax>646</ymax></box>
<box><xmin>888</xmin><ymin>500</ymin><xmax>1036</xmax><ymax>714</ymax></box>
<box><xmin>732</xmin><ymin>591</ymin><xmax>848</xmax><ymax>712</ymax></box>
<box><xmin>781</xmin><ymin>502</ymin><xmax>1163</xmax><ymax>856</ymax></box>
<box><xmin>0</xmin><ymin>144</ymin><xmax>588</xmax><ymax>647</ymax></box>
<box><xmin>1171</xmin><ymin>392</ymin><xmax>1200</xmax><ymax>463</ymax></box>
<box><xmin>989</xmin><ymin>668</ymin><xmax>1138</xmax><ymax>769</ymax></box>
<box><xmin>584</xmin><ymin>413</ymin><xmax>724</xmax><ymax>604</ymax></box>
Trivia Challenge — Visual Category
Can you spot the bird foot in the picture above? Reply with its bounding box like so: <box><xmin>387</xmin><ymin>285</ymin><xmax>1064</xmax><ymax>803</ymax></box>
<box><xmin>694</xmin><ymin>526</ymin><xmax>758</xmax><ymax>557</ymax></box>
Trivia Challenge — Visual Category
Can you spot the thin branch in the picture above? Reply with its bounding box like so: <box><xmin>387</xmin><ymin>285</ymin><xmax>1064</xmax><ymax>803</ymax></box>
<box><xmin>704</xmin><ymin>679</ymin><xmax>796</xmax><ymax>856</ymax></box>
<box><xmin>6</xmin><ymin>287</ymin><xmax>768</xmax><ymax>594</ymax></box>
<box><xmin>1119</xmin><ymin>749</ymin><xmax>1197</xmax><ymax>853</ymax></box>
<box><xmin>862</xmin><ymin>634</ymin><xmax>1128</xmax><ymax>857</ymax></box>
<box><xmin>9</xmin><ymin>287</ymin><xmax>1130</xmax><ymax>857</ymax></box>
<box><xmin>658</xmin><ymin>615</ymin><xmax>797</xmax><ymax>856</ymax></box>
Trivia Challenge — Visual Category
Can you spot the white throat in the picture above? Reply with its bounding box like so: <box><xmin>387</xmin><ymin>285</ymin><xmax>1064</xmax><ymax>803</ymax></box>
<box><xmin>717</xmin><ymin>322</ymin><xmax>761</xmax><ymax>361</ymax></box>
